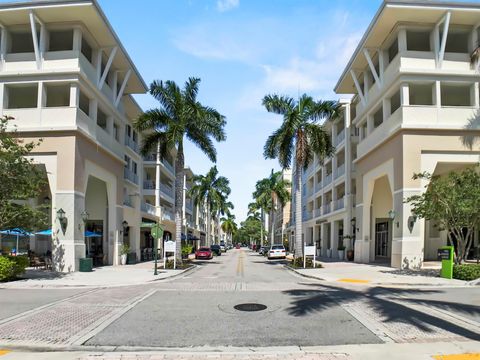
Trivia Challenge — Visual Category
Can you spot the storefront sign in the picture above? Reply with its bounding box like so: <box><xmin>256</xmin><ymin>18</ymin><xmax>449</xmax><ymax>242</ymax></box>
<box><xmin>163</xmin><ymin>240</ymin><xmax>176</xmax><ymax>270</ymax></box>
<box><xmin>438</xmin><ymin>246</ymin><xmax>454</xmax><ymax>279</ymax></box>
<box><xmin>304</xmin><ymin>245</ymin><xmax>316</xmax><ymax>268</ymax></box>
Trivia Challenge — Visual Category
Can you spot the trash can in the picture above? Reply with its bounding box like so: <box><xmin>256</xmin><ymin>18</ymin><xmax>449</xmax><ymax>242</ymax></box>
<box><xmin>127</xmin><ymin>252</ymin><xmax>136</xmax><ymax>265</ymax></box>
<box><xmin>79</xmin><ymin>257</ymin><xmax>93</xmax><ymax>272</ymax></box>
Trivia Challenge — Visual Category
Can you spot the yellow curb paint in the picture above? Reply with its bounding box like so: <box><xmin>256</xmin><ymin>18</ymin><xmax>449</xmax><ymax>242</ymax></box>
<box><xmin>433</xmin><ymin>354</ymin><xmax>480</xmax><ymax>360</ymax></box>
<box><xmin>0</xmin><ymin>350</ymin><xmax>11</xmax><ymax>356</ymax></box>
<box><xmin>337</xmin><ymin>278</ymin><xmax>370</xmax><ymax>284</ymax></box>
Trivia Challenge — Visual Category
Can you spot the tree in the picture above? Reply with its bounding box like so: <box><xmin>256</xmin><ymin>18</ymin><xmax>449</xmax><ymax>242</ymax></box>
<box><xmin>0</xmin><ymin>116</ymin><xmax>47</xmax><ymax>231</ymax></box>
<box><xmin>406</xmin><ymin>167</ymin><xmax>480</xmax><ymax>264</ymax></box>
<box><xmin>248</xmin><ymin>200</ymin><xmax>266</xmax><ymax>245</ymax></box>
<box><xmin>135</xmin><ymin>78</ymin><xmax>226</xmax><ymax>262</ymax></box>
<box><xmin>262</xmin><ymin>94</ymin><xmax>339</xmax><ymax>258</ymax></box>
<box><xmin>234</xmin><ymin>216</ymin><xmax>262</xmax><ymax>246</ymax></box>
<box><xmin>221</xmin><ymin>214</ymin><xmax>237</xmax><ymax>245</ymax></box>
<box><xmin>189</xmin><ymin>166</ymin><xmax>231</xmax><ymax>246</ymax></box>
<box><xmin>253</xmin><ymin>170</ymin><xmax>290</xmax><ymax>246</ymax></box>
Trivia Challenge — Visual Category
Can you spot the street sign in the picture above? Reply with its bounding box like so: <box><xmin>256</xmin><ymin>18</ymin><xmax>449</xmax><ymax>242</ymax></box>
<box><xmin>164</xmin><ymin>240</ymin><xmax>175</xmax><ymax>252</ymax></box>
<box><xmin>438</xmin><ymin>246</ymin><xmax>454</xmax><ymax>279</ymax></box>
<box><xmin>151</xmin><ymin>224</ymin><xmax>164</xmax><ymax>240</ymax></box>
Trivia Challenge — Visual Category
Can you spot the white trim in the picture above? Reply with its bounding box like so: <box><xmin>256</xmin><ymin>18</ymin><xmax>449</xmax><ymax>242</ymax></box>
<box><xmin>437</xmin><ymin>11</ymin><xmax>451</xmax><ymax>68</ymax></box>
<box><xmin>114</xmin><ymin>69</ymin><xmax>130</xmax><ymax>107</ymax></box>
<box><xmin>55</xmin><ymin>190</ymin><xmax>85</xmax><ymax>197</ymax></box>
<box><xmin>29</xmin><ymin>10</ymin><xmax>41</xmax><ymax>69</ymax></box>
<box><xmin>98</xmin><ymin>46</ymin><xmax>117</xmax><ymax>89</ymax></box>
<box><xmin>393</xmin><ymin>188</ymin><xmax>422</xmax><ymax>194</ymax></box>
<box><xmin>350</xmin><ymin>69</ymin><xmax>366</xmax><ymax>105</ymax></box>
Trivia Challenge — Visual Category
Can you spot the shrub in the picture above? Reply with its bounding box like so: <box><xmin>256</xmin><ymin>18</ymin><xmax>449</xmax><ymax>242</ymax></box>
<box><xmin>290</xmin><ymin>257</ymin><xmax>321</xmax><ymax>269</ymax></box>
<box><xmin>453</xmin><ymin>264</ymin><xmax>480</xmax><ymax>281</ymax></box>
<box><xmin>0</xmin><ymin>255</ymin><xmax>28</xmax><ymax>281</ymax></box>
<box><xmin>164</xmin><ymin>259</ymin><xmax>191</xmax><ymax>270</ymax></box>
<box><xmin>181</xmin><ymin>245</ymin><xmax>193</xmax><ymax>258</ymax></box>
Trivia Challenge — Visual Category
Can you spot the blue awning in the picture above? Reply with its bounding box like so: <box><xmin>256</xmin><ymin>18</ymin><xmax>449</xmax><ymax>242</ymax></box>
<box><xmin>0</xmin><ymin>228</ymin><xmax>33</xmax><ymax>236</ymax></box>
<box><xmin>35</xmin><ymin>229</ymin><xmax>102</xmax><ymax>237</ymax></box>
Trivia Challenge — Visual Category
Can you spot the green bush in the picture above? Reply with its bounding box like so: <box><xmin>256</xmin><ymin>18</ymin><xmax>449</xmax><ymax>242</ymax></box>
<box><xmin>290</xmin><ymin>257</ymin><xmax>321</xmax><ymax>269</ymax></box>
<box><xmin>453</xmin><ymin>264</ymin><xmax>480</xmax><ymax>281</ymax></box>
<box><xmin>181</xmin><ymin>245</ymin><xmax>193</xmax><ymax>258</ymax></box>
<box><xmin>0</xmin><ymin>255</ymin><xmax>28</xmax><ymax>281</ymax></box>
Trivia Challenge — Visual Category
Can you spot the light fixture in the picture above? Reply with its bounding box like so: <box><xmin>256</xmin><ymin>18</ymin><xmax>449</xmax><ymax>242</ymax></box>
<box><xmin>388</xmin><ymin>210</ymin><xmax>396</xmax><ymax>220</ymax></box>
<box><xmin>408</xmin><ymin>215</ymin><xmax>417</xmax><ymax>233</ymax></box>
<box><xmin>57</xmin><ymin>208</ymin><xmax>67</xmax><ymax>234</ymax></box>
<box><xmin>81</xmin><ymin>210</ymin><xmax>89</xmax><ymax>223</ymax></box>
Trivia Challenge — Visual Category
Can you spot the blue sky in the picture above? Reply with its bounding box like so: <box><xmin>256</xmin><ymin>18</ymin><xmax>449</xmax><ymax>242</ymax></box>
<box><xmin>96</xmin><ymin>0</ymin><xmax>384</xmax><ymax>222</ymax></box>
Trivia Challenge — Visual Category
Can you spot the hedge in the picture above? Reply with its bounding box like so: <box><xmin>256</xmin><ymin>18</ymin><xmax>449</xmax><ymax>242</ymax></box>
<box><xmin>0</xmin><ymin>255</ymin><xmax>29</xmax><ymax>282</ymax></box>
<box><xmin>453</xmin><ymin>264</ymin><xmax>480</xmax><ymax>281</ymax></box>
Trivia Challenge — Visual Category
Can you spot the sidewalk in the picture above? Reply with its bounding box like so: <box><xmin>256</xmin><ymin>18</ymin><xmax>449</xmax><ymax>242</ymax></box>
<box><xmin>289</xmin><ymin>260</ymin><xmax>471</xmax><ymax>287</ymax></box>
<box><xmin>0</xmin><ymin>261</ymin><xmax>196</xmax><ymax>289</ymax></box>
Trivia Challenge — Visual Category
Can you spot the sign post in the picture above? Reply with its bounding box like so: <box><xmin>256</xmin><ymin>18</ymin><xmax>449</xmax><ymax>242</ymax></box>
<box><xmin>151</xmin><ymin>224</ymin><xmax>164</xmax><ymax>275</ymax></box>
<box><xmin>437</xmin><ymin>246</ymin><xmax>454</xmax><ymax>279</ymax></box>
<box><xmin>304</xmin><ymin>244</ymin><xmax>316</xmax><ymax>268</ymax></box>
<box><xmin>163</xmin><ymin>240</ymin><xmax>176</xmax><ymax>270</ymax></box>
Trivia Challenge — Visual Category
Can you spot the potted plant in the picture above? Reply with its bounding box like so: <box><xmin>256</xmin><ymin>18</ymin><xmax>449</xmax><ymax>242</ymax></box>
<box><xmin>120</xmin><ymin>244</ymin><xmax>130</xmax><ymax>265</ymax></box>
<box><xmin>343</xmin><ymin>235</ymin><xmax>354</xmax><ymax>261</ymax></box>
<box><xmin>337</xmin><ymin>245</ymin><xmax>346</xmax><ymax>260</ymax></box>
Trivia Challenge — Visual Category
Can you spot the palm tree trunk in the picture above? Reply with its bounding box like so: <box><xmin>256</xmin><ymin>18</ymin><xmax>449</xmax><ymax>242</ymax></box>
<box><xmin>270</xmin><ymin>207</ymin><xmax>276</xmax><ymax>246</ymax></box>
<box><xmin>260</xmin><ymin>209</ymin><xmax>264</xmax><ymax>246</ymax></box>
<box><xmin>206</xmin><ymin>203</ymin><xmax>211</xmax><ymax>247</ymax></box>
<box><xmin>295</xmin><ymin>162</ymin><xmax>303</xmax><ymax>258</ymax></box>
<box><xmin>174</xmin><ymin>142</ymin><xmax>185</xmax><ymax>263</ymax></box>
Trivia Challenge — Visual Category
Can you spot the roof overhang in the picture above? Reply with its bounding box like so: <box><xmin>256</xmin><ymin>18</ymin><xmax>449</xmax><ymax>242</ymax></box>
<box><xmin>335</xmin><ymin>0</ymin><xmax>480</xmax><ymax>94</ymax></box>
<box><xmin>0</xmin><ymin>0</ymin><xmax>147</xmax><ymax>94</ymax></box>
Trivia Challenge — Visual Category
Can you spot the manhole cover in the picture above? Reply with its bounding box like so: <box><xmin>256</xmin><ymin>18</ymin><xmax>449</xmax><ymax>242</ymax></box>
<box><xmin>234</xmin><ymin>303</ymin><xmax>267</xmax><ymax>312</ymax></box>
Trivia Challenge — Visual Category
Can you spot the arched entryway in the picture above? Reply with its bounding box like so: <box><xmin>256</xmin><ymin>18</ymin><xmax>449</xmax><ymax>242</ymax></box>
<box><xmin>369</xmin><ymin>175</ymin><xmax>393</xmax><ymax>263</ymax></box>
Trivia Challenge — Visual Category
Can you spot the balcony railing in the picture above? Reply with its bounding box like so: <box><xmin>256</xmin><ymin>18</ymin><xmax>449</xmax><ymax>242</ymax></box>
<box><xmin>335</xmin><ymin>164</ymin><xmax>345</xmax><ymax>178</ymax></box>
<box><xmin>313</xmin><ymin>208</ymin><xmax>322</xmax><ymax>217</ymax></box>
<box><xmin>334</xmin><ymin>197</ymin><xmax>345</xmax><ymax>211</ymax></box>
<box><xmin>125</xmin><ymin>136</ymin><xmax>139</xmax><ymax>153</ymax></box>
<box><xmin>143</xmin><ymin>180</ymin><xmax>155</xmax><ymax>189</ymax></box>
<box><xmin>141</xmin><ymin>202</ymin><xmax>157</xmax><ymax>216</ymax></box>
<box><xmin>324</xmin><ymin>173</ymin><xmax>332</xmax><ymax>185</ymax></box>
<box><xmin>302</xmin><ymin>210</ymin><xmax>313</xmax><ymax>221</ymax></box>
<box><xmin>124</xmin><ymin>168</ymin><xmax>138</xmax><ymax>185</ymax></box>
<box><xmin>323</xmin><ymin>203</ymin><xmax>331</xmax><ymax>214</ymax></box>
<box><xmin>163</xmin><ymin>209</ymin><xmax>174</xmax><ymax>221</ymax></box>
<box><xmin>335</xmin><ymin>129</ymin><xmax>345</xmax><ymax>145</ymax></box>
<box><xmin>123</xmin><ymin>196</ymin><xmax>133</xmax><ymax>208</ymax></box>
<box><xmin>142</xmin><ymin>154</ymin><xmax>174</xmax><ymax>174</ymax></box>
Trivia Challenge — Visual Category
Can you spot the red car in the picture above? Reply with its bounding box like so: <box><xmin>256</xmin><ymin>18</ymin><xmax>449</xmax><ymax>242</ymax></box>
<box><xmin>195</xmin><ymin>247</ymin><xmax>213</xmax><ymax>260</ymax></box>
<box><xmin>236</xmin><ymin>244</ymin><xmax>241</xmax><ymax>249</ymax></box>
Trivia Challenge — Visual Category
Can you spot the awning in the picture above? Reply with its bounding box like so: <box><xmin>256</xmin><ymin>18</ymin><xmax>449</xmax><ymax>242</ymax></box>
<box><xmin>0</xmin><ymin>228</ymin><xmax>33</xmax><ymax>236</ymax></box>
<box><xmin>35</xmin><ymin>229</ymin><xmax>102</xmax><ymax>237</ymax></box>
<box><xmin>181</xmin><ymin>233</ymin><xmax>200</xmax><ymax>241</ymax></box>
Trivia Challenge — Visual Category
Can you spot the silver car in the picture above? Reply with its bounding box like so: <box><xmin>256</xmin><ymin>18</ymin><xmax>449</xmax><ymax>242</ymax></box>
<box><xmin>267</xmin><ymin>244</ymin><xmax>286</xmax><ymax>259</ymax></box>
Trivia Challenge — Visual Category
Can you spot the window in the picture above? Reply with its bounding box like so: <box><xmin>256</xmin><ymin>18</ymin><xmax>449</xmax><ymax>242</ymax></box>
<box><xmin>97</xmin><ymin>108</ymin><xmax>108</xmax><ymax>130</ymax></box>
<box><xmin>79</xmin><ymin>91</ymin><xmax>90</xmax><ymax>115</ymax></box>
<box><xmin>388</xmin><ymin>38</ymin><xmax>398</xmax><ymax>63</ymax></box>
<box><xmin>6</xmin><ymin>84</ymin><xmax>38</xmax><ymax>109</ymax></box>
<box><xmin>390</xmin><ymin>90</ymin><xmax>401</xmax><ymax>114</ymax></box>
<box><xmin>441</xmin><ymin>30</ymin><xmax>469</xmax><ymax>53</ymax></box>
<box><xmin>132</xmin><ymin>161</ymin><xmax>138</xmax><ymax>175</ymax></box>
<box><xmin>406</xmin><ymin>31</ymin><xmax>431</xmax><ymax>51</ymax></box>
<box><xmin>441</xmin><ymin>83</ymin><xmax>472</xmax><ymax>107</ymax></box>
<box><xmin>409</xmin><ymin>83</ymin><xmax>434</xmax><ymax>106</ymax></box>
<box><xmin>373</xmin><ymin>106</ymin><xmax>383</xmax><ymax>128</ymax></box>
<box><xmin>132</xmin><ymin>130</ymin><xmax>138</xmax><ymax>143</ymax></box>
<box><xmin>81</xmin><ymin>37</ymin><xmax>93</xmax><ymax>63</ymax></box>
<box><xmin>45</xmin><ymin>84</ymin><xmax>70</xmax><ymax>107</ymax></box>
<box><xmin>9</xmin><ymin>32</ymin><xmax>35</xmax><ymax>53</ymax></box>
<box><xmin>48</xmin><ymin>30</ymin><xmax>73</xmax><ymax>52</ymax></box>
<box><xmin>126</xmin><ymin>124</ymin><xmax>131</xmax><ymax>137</ymax></box>
<box><xmin>124</xmin><ymin>155</ymin><xmax>130</xmax><ymax>168</ymax></box>
<box><xmin>113</xmin><ymin>123</ymin><xmax>120</xmax><ymax>141</ymax></box>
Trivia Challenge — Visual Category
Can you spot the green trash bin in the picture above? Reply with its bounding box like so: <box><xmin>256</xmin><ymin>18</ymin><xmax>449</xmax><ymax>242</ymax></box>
<box><xmin>79</xmin><ymin>257</ymin><xmax>93</xmax><ymax>272</ymax></box>
<box><xmin>127</xmin><ymin>252</ymin><xmax>136</xmax><ymax>265</ymax></box>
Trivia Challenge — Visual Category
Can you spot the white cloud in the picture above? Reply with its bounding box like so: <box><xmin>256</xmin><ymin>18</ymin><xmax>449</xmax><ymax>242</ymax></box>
<box><xmin>217</xmin><ymin>0</ymin><xmax>239</xmax><ymax>12</ymax></box>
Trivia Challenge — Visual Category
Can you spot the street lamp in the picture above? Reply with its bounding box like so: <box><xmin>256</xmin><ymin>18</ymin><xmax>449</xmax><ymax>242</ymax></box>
<box><xmin>57</xmin><ymin>208</ymin><xmax>67</xmax><ymax>233</ymax></box>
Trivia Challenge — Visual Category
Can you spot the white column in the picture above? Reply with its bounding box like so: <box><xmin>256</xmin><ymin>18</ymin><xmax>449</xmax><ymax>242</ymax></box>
<box><xmin>73</xmin><ymin>28</ymin><xmax>82</xmax><ymax>52</ymax></box>
<box><xmin>37</xmin><ymin>81</ymin><xmax>45</xmax><ymax>108</ymax></box>
<box><xmin>400</xmin><ymin>83</ymin><xmax>410</xmax><ymax>106</ymax></box>
<box><xmin>398</xmin><ymin>28</ymin><xmax>407</xmax><ymax>52</ymax></box>
<box><xmin>69</xmin><ymin>83</ymin><xmax>79</xmax><ymax>108</ymax></box>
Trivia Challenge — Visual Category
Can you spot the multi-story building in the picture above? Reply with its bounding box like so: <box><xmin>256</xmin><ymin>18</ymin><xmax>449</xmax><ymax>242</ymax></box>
<box><xmin>292</xmin><ymin>0</ymin><xmax>480</xmax><ymax>269</ymax></box>
<box><xmin>0</xmin><ymin>0</ymin><xmax>208</xmax><ymax>271</ymax></box>
<box><xmin>273</xmin><ymin>169</ymin><xmax>292</xmax><ymax>245</ymax></box>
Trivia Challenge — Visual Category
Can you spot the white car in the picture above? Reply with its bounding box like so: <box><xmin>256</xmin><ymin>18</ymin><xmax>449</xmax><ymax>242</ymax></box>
<box><xmin>267</xmin><ymin>245</ymin><xmax>286</xmax><ymax>260</ymax></box>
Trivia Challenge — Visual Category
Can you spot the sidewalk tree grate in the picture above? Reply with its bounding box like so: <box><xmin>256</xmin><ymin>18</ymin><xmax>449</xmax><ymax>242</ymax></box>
<box><xmin>234</xmin><ymin>303</ymin><xmax>267</xmax><ymax>312</ymax></box>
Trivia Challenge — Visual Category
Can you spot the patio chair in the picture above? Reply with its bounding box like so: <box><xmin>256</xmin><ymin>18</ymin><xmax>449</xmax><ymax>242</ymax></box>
<box><xmin>44</xmin><ymin>257</ymin><xmax>53</xmax><ymax>270</ymax></box>
<box><xmin>32</xmin><ymin>256</ymin><xmax>45</xmax><ymax>270</ymax></box>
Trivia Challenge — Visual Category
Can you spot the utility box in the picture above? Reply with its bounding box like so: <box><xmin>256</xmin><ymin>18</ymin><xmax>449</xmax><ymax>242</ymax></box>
<box><xmin>79</xmin><ymin>257</ymin><xmax>93</xmax><ymax>272</ymax></box>
<box><xmin>437</xmin><ymin>246</ymin><xmax>454</xmax><ymax>279</ymax></box>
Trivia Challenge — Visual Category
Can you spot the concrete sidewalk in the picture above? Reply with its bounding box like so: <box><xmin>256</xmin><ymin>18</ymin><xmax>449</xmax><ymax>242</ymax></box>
<box><xmin>0</xmin><ymin>261</ymin><xmax>196</xmax><ymax>289</ymax></box>
<box><xmin>289</xmin><ymin>261</ymin><xmax>471</xmax><ymax>287</ymax></box>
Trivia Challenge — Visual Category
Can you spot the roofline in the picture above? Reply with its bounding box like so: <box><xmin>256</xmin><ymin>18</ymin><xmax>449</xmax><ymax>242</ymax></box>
<box><xmin>0</xmin><ymin>0</ymin><xmax>148</xmax><ymax>93</ymax></box>
<box><xmin>333</xmin><ymin>0</ymin><xmax>480</xmax><ymax>93</ymax></box>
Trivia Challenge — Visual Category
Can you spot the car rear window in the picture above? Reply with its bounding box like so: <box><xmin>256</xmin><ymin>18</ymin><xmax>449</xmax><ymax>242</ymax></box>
<box><xmin>199</xmin><ymin>248</ymin><xmax>210</xmax><ymax>251</ymax></box>
<box><xmin>271</xmin><ymin>245</ymin><xmax>284</xmax><ymax>250</ymax></box>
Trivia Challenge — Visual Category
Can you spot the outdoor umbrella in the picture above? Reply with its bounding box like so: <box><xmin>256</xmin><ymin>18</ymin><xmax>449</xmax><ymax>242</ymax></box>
<box><xmin>0</xmin><ymin>228</ymin><xmax>33</xmax><ymax>255</ymax></box>
<box><xmin>36</xmin><ymin>229</ymin><xmax>102</xmax><ymax>238</ymax></box>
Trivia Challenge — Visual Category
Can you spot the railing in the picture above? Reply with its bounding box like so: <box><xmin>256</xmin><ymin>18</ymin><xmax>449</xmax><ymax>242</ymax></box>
<box><xmin>335</xmin><ymin>129</ymin><xmax>345</xmax><ymax>145</ymax></box>
<box><xmin>323</xmin><ymin>203</ymin><xmax>331</xmax><ymax>214</ymax></box>
<box><xmin>163</xmin><ymin>159</ymin><xmax>174</xmax><ymax>174</ymax></box>
<box><xmin>334</xmin><ymin>197</ymin><xmax>345</xmax><ymax>211</ymax></box>
<box><xmin>141</xmin><ymin>202</ymin><xmax>157</xmax><ymax>216</ymax></box>
<box><xmin>163</xmin><ymin>209</ymin><xmax>174</xmax><ymax>221</ymax></box>
<box><xmin>313</xmin><ymin>208</ymin><xmax>322</xmax><ymax>217</ymax></box>
<box><xmin>324</xmin><ymin>173</ymin><xmax>332</xmax><ymax>185</ymax></box>
<box><xmin>123</xmin><ymin>195</ymin><xmax>133</xmax><ymax>208</ymax></box>
<box><xmin>160</xmin><ymin>183</ymin><xmax>174</xmax><ymax>198</ymax></box>
<box><xmin>142</xmin><ymin>154</ymin><xmax>175</xmax><ymax>174</ymax></box>
<box><xmin>302</xmin><ymin>210</ymin><xmax>313</xmax><ymax>221</ymax></box>
<box><xmin>124</xmin><ymin>136</ymin><xmax>139</xmax><ymax>153</ymax></box>
<box><xmin>143</xmin><ymin>153</ymin><xmax>156</xmax><ymax>161</ymax></box>
<box><xmin>143</xmin><ymin>180</ymin><xmax>155</xmax><ymax>189</ymax></box>
<box><xmin>186</xmin><ymin>200</ymin><xmax>193</xmax><ymax>212</ymax></box>
<box><xmin>124</xmin><ymin>168</ymin><xmax>138</xmax><ymax>184</ymax></box>
<box><xmin>335</xmin><ymin>164</ymin><xmax>345</xmax><ymax>178</ymax></box>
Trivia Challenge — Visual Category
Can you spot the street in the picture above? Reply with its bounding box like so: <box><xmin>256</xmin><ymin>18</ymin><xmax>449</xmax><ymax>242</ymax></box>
<box><xmin>0</xmin><ymin>248</ymin><xmax>479</xmax><ymax>358</ymax></box>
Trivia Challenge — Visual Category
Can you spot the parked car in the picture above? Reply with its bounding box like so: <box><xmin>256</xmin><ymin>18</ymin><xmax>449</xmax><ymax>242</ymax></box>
<box><xmin>195</xmin><ymin>247</ymin><xmax>213</xmax><ymax>260</ymax></box>
<box><xmin>220</xmin><ymin>241</ymin><xmax>227</xmax><ymax>252</ymax></box>
<box><xmin>268</xmin><ymin>244</ymin><xmax>286</xmax><ymax>260</ymax></box>
<box><xmin>235</xmin><ymin>243</ymin><xmax>241</xmax><ymax>249</ymax></box>
<box><xmin>259</xmin><ymin>246</ymin><xmax>269</xmax><ymax>256</ymax></box>
<box><xmin>210</xmin><ymin>244</ymin><xmax>222</xmax><ymax>256</ymax></box>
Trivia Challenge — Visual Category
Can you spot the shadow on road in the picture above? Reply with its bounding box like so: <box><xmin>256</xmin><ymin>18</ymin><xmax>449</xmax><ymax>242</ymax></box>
<box><xmin>282</xmin><ymin>284</ymin><xmax>480</xmax><ymax>341</ymax></box>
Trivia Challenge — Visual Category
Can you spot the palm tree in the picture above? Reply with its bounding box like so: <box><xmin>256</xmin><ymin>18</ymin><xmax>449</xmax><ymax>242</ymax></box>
<box><xmin>189</xmin><ymin>166</ymin><xmax>231</xmax><ymax>246</ymax></box>
<box><xmin>135</xmin><ymin>78</ymin><xmax>226</xmax><ymax>262</ymax></box>
<box><xmin>221</xmin><ymin>214</ymin><xmax>237</xmax><ymax>245</ymax></box>
<box><xmin>248</xmin><ymin>200</ymin><xmax>266</xmax><ymax>245</ymax></box>
<box><xmin>254</xmin><ymin>170</ymin><xmax>290</xmax><ymax>246</ymax></box>
<box><xmin>263</xmin><ymin>94</ymin><xmax>339</xmax><ymax>258</ymax></box>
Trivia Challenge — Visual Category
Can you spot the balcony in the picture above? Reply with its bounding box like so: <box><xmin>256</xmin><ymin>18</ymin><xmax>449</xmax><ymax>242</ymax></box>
<box><xmin>335</xmin><ymin>164</ymin><xmax>345</xmax><ymax>179</ymax></box>
<box><xmin>124</xmin><ymin>168</ymin><xmax>138</xmax><ymax>185</ymax></box>
<box><xmin>123</xmin><ymin>195</ymin><xmax>133</xmax><ymax>208</ymax></box>
<box><xmin>335</xmin><ymin>129</ymin><xmax>346</xmax><ymax>145</ymax></box>
<box><xmin>186</xmin><ymin>200</ymin><xmax>193</xmax><ymax>213</ymax></box>
<box><xmin>324</xmin><ymin>174</ymin><xmax>332</xmax><ymax>186</ymax></box>
<box><xmin>334</xmin><ymin>197</ymin><xmax>345</xmax><ymax>211</ymax></box>
<box><xmin>160</xmin><ymin>183</ymin><xmax>174</xmax><ymax>198</ymax></box>
<box><xmin>125</xmin><ymin>136</ymin><xmax>139</xmax><ymax>153</ymax></box>
<box><xmin>163</xmin><ymin>209</ymin><xmax>175</xmax><ymax>221</ymax></box>
<box><xmin>323</xmin><ymin>203</ymin><xmax>331</xmax><ymax>214</ymax></box>
<box><xmin>313</xmin><ymin>208</ymin><xmax>322</xmax><ymax>218</ymax></box>
<box><xmin>141</xmin><ymin>202</ymin><xmax>157</xmax><ymax>216</ymax></box>
<box><xmin>306</xmin><ymin>186</ymin><xmax>314</xmax><ymax>197</ymax></box>
<box><xmin>303</xmin><ymin>210</ymin><xmax>313</xmax><ymax>221</ymax></box>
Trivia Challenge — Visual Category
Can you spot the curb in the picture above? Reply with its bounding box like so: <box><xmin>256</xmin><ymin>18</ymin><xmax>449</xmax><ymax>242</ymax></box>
<box><xmin>0</xmin><ymin>265</ymin><xmax>198</xmax><ymax>290</ymax></box>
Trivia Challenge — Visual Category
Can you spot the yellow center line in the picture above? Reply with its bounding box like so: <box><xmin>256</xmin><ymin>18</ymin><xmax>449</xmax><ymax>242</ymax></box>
<box><xmin>433</xmin><ymin>354</ymin><xmax>480</xmax><ymax>360</ymax></box>
<box><xmin>337</xmin><ymin>278</ymin><xmax>370</xmax><ymax>284</ymax></box>
<box><xmin>0</xmin><ymin>350</ymin><xmax>11</xmax><ymax>356</ymax></box>
<box><xmin>236</xmin><ymin>251</ymin><xmax>245</xmax><ymax>276</ymax></box>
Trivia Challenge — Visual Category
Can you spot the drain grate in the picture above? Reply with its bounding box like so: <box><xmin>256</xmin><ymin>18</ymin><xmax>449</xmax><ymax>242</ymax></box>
<box><xmin>234</xmin><ymin>303</ymin><xmax>267</xmax><ymax>312</ymax></box>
